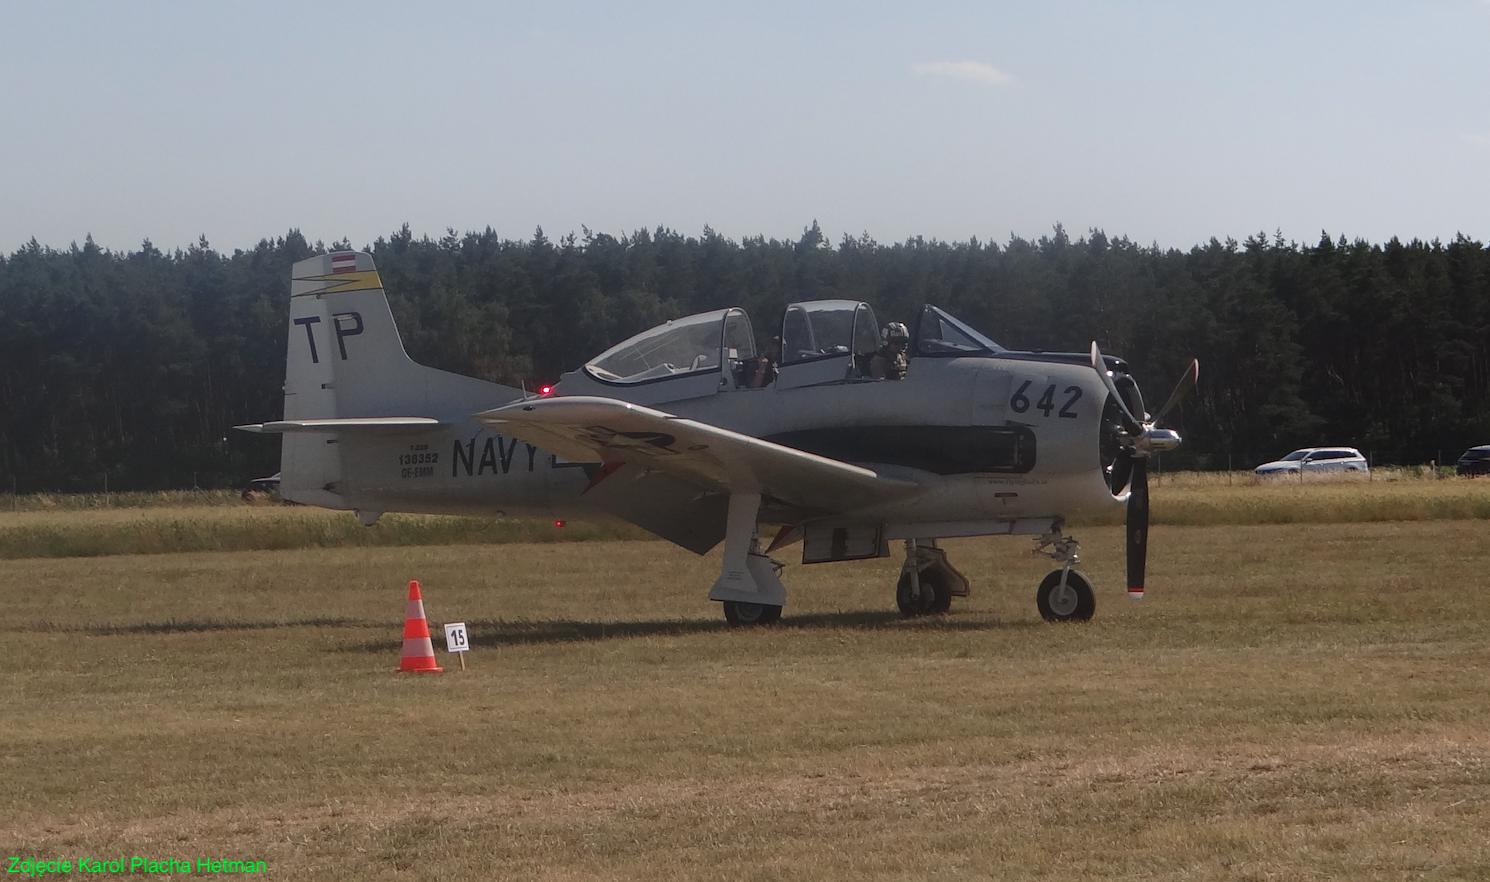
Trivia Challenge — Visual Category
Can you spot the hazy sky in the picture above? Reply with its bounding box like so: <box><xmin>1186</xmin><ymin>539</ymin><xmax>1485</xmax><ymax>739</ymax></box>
<box><xmin>4</xmin><ymin>1</ymin><xmax>1488</xmax><ymax>254</ymax></box>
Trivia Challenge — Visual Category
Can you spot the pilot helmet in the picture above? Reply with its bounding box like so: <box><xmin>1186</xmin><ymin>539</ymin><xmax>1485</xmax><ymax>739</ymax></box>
<box><xmin>881</xmin><ymin>322</ymin><xmax>910</xmax><ymax>348</ymax></box>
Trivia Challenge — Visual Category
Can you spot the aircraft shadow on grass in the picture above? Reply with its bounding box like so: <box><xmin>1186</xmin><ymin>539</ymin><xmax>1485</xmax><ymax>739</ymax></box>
<box><xmin>13</xmin><ymin>612</ymin><xmax>1036</xmax><ymax>648</ymax></box>
<box><xmin>335</xmin><ymin>610</ymin><xmax>1040</xmax><ymax>653</ymax></box>
<box><xmin>14</xmin><ymin>616</ymin><xmax>381</xmax><ymax>636</ymax></box>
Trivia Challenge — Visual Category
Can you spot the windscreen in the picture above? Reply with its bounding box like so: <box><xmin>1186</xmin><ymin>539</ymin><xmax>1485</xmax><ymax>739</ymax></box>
<box><xmin>913</xmin><ymin>305</ymin><xmax>1005</xmax><ymax>356</ymax></box>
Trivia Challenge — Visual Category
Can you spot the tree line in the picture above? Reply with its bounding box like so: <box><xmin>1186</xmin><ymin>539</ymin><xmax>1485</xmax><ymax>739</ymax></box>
<box><xmin>2</xmin><ymin>223</ymin><xmax>1488</xmax><ymax>492</ymax></box>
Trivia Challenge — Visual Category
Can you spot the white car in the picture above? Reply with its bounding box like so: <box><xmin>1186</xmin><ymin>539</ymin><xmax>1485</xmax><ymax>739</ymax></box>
<box><xmin>1254</xmin><ymin>447</ymin><xmax>1369</xmax><ymax>477</ymax></box>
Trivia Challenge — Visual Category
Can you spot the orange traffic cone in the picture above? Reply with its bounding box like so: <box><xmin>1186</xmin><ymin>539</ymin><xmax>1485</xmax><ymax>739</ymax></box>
<box><xmin>399</xmin><ymin>580</ymin><xmax>443</xmax><ymax>673</ymax></box>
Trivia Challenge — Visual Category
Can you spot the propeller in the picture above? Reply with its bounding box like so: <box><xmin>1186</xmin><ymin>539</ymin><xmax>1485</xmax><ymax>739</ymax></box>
<box><xmin>1125</xmin><ymin>457</ymin><xmax>1148</xmax><ymax>598</ymax></box>
<box><xmin>1090</xmin><ymin>344</ymin><xmax>1199</xmax><ymax>599</ymax></box>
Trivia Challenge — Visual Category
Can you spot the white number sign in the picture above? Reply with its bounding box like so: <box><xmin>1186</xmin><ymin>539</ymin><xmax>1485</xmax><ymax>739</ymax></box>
<box><xmin>443</xmin><ymin>622</ymin><xmax>470</xmax><ymax>653</ymax></box>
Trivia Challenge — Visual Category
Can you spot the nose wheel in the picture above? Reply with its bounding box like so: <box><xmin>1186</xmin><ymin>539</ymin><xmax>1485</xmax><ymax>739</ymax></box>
<box><xmin>1037</xmin><ymin>568</ymin><xmax>1095</xmax><ymax>622</ymax></box>
<box><xmin>1032</xmin><ymin>523</ymin><xmax>1094</xmax><ymax>622</ymax></box>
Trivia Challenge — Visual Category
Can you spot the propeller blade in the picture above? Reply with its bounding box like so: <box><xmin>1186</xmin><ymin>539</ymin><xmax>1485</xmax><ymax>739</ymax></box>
<box><xmin>1109</xmin><ymin>450</ymin><xmax>1134</xmax><ymax>495</ymax></box>
<box><xmin>1150</xmin><ymin>359</ymin><xmax>1200</xmax><ymax>426</ymax></box>
<box><xmin>1090</xmin><ymin>342</ymin><xmax>1142</xmax><ymax>433</ymax></box>
<box><xmin>1126</xmin><ymin>457</ymin><xmax>1149</xmax><ymax>599</ymax></box>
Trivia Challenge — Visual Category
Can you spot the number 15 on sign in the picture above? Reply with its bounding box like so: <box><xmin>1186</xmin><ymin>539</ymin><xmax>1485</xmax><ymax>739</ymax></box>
<box><xmin>444</xmin><ymin>622</ymin><xmax>469</xmax><ymax>670</ymax></box>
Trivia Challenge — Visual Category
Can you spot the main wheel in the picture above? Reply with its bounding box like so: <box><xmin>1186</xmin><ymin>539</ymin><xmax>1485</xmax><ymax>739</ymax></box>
<box><xmin>896</xmin><ymin>566</ymin><xmax>954</xmax><ymax>617</ymax></box>
<box><xmin>1036</xmin><ymin>569</ymin><xmax>1095</xmax><ymax>622</ymax></box>
<box><xmin>722</xmin><ymin>601</ymin><xmax>782</xmax><ymax>626</ymax></box>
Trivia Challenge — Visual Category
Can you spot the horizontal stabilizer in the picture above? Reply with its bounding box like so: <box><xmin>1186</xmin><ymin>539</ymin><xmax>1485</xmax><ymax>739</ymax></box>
<box><xmin>235</xmin><ymin>417</ymin><xmax>445</xmax><ymax>434</ymax></box>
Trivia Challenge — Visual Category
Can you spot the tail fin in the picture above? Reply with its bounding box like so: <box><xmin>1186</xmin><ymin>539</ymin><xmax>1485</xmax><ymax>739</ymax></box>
<box><xmin>277</xmin><ymin>252</ymin><xmax>521</xmax><ymax>506</ymax></box>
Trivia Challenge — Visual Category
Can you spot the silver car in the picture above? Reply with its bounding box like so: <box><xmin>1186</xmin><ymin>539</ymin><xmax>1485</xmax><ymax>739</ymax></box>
<box><xmin>1254</xmin><ymin>447</ymin><xmax>1369</xmax><ymax>477</ymax></box>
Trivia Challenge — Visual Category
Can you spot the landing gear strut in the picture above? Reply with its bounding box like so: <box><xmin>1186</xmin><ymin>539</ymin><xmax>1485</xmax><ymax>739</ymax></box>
<box><xmin>896</xmin><ymin>539</ymin><xmax>970</xmax><ymax>617</ymax></box>
<box><xmin>1032</xmin><ymin>523</ymin><xmax>1095</xmax><ymax>622</ymax></box>
<box><xmin>709</xmin><ymin>493</ymin><xmax>787</xmax><ymax>626</ymax></box>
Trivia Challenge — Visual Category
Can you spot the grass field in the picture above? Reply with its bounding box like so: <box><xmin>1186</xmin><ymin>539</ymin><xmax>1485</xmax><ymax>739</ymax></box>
<box><xmin>4</xmin><ymin>470</ymin><xmax>1489</xmax><ymax>561</ymax></box>
<box><xmin>3</xmin><ymin>483</ymin><xmax>1490</xmax><ymax>879</ymax></box>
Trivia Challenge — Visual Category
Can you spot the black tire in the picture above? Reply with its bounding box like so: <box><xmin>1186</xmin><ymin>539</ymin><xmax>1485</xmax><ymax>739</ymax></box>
<box><xmin>1036</xmin><ymin>569</ymin><xmax>1095</xmax><ymax>622</ymax></box>
<box><xmin>722</xmin><ymin>601</ymin><xmax>782</xmax><ymax>626</ymax></box>
<box><xmin>896</xmin><ymin>567</ymin><xmax>954</xmax><ymax>617</ymax></box>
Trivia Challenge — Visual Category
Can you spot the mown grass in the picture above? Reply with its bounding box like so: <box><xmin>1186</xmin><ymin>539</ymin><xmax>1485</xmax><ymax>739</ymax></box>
<box><xmin>2</xmin><ymin>519</ymin><xmax>1489</xmax><ymax>879</ymax></box>
<box><xmin>3</xmin><ymin>471</ymin><xmax>1488</xmax><ymax>559</ymax></box>
<box><xmin>0</xmin><ymin>507</ymin><xmax>650</xmax><ymax>560</ymax></box>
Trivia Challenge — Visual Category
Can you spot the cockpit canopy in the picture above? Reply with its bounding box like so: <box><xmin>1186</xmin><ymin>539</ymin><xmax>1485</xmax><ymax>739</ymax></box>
<box><xmin>781</xmin><ymin>300</ymin><xmax>880</xmax><ymax>366</ymax></box>
<box><xmin>586</xmin><ymin>308</ymin><xmax>756</xmax><ymax>385</ymax></box>
<box><xmin>573</xmin><ymin>300</ymin><xmax>1008</xmax><ymax>400</ymax></box>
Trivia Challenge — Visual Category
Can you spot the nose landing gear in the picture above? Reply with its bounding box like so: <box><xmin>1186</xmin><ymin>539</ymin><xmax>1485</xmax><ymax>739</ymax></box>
<box><xmin>1032</xmin><ymin>523</ymin><xmax>1095</xmax><ymax>622</ymax></box>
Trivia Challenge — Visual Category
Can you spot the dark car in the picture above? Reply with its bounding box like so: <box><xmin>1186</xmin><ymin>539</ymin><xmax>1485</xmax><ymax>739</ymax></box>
<box><xmin>241</xmin><ymin>472</ymin><xmax>282</xmax><ymax>501</ymax></box>
<box><xmin>1456</xmin><ymin>446</ymin><xmax>1490</xmax><ymax>476</ymax></box>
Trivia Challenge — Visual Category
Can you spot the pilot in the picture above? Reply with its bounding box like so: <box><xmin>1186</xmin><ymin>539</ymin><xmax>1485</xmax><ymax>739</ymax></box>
<box><xmin>746</xmin><ymin>336</ymin><xmax>781</xmax><ymax>388</ymax></box>
<box><xmin>869</xmin><ymin>322</ymin><xmax>909</xmax><ymax>380</ymax></box>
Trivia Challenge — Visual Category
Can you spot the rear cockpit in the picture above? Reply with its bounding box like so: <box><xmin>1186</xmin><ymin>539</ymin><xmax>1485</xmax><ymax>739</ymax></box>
<box><xmin>584</xmin><ymin>308</ymin><xmax>755</xmax><ymax>385</ymax></box>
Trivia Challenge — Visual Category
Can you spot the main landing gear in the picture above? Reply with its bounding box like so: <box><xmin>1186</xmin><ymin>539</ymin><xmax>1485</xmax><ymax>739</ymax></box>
<box><xmin>722</xmin><ymin>598</ymin><xmax>782</xmax><ymax>626</ymax></box>
<box><xmin>710</xmin><ymin>493</ymin><xmax>788</xmax><ymax>627</ymax></box>
<box><xmin>896</xmin><ymin>539</ymin><xmax>970</xmax><ymax>617</ymax></box>
<box><xmin>1032</xmin><ymin>523</ymin><xmax>1095</xmax><ymax>622</ymax></box>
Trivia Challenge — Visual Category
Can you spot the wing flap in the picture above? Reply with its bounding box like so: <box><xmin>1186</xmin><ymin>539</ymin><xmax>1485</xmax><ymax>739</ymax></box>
<box><xmin>580</xmin><ymin>464</ymin><xmax>730</xmax><ymax>554</ymax></box>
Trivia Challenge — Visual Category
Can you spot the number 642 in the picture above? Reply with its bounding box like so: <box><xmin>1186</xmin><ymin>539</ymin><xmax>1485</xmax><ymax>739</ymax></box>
<box><xmin>1011</xmin><ymin>381</ymin><xmax>1081</xmax><ymax>418</ymax></box>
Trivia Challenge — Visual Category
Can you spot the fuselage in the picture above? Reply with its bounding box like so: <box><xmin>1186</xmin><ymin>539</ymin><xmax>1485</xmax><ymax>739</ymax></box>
<box><xmin>332</xmin><ymin>348</ymin><xmax>1124</xmax><ymax>529</ymax></box>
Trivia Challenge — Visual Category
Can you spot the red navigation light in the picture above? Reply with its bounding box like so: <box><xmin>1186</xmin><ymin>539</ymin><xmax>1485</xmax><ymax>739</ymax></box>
<box><xmin>554</xmin><ymin>519</ymin><xmax>566</xmax><ymax>528</ymax></box>
<box><xmin>539</xmin><ymin>385</ymin><xmax>554</xmax><ymax>395</ymax></box>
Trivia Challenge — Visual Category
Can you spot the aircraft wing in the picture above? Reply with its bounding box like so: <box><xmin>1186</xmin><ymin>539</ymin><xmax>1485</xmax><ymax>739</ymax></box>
<box><xmin>476</xmin><ymin>396</ymin><xmax>919</xmax><ymax>511</ymax></box>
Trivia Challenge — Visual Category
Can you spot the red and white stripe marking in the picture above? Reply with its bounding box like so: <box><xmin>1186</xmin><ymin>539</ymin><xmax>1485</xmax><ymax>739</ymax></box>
<box><xmin>399</xmin><ymin>581</ymin><xmax>443</xmax><ymax>672</ymax></box>
<box><xmin>331</xmin><ymin>253</ymin><xmax>358</xmax><ymax>274</ymax></box>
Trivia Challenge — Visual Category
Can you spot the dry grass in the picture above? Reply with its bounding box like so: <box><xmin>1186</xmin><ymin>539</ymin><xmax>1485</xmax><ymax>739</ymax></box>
<box><xmin>4</xmin><ymin>474</ymin><xmax>1490</xmax><ymax>560</ymax></box>
<box><xmin>4</xmin><ymin>520</ymin><xmax>1490</xmax><ymax>879</ymax></box>
<box><xmin>1093</xmin><ymin>470</ymin><xmax>1490</xmax><ymax>526</ymax></box>
<box><xmin>0</xmin><ymin>506</ymin><xmax>650</xmax><ymax>560</ymax></box>
<box><xmin>2</xmin><ymin>488</ymin><xmax>244</xmax><ymax>512</ymax></box>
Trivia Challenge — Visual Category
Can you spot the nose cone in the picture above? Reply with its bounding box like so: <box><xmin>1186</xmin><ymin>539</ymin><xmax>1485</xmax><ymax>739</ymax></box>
<box><xmin>1141</xmin><ymin>427</ymin><xmax>1182</xmax><ymax>453</ymax></box>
